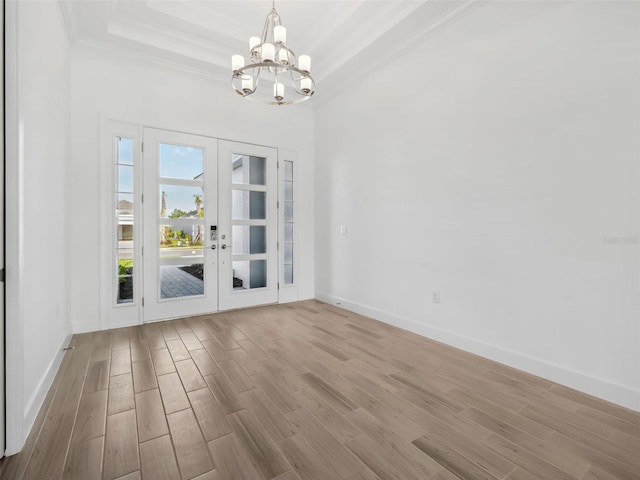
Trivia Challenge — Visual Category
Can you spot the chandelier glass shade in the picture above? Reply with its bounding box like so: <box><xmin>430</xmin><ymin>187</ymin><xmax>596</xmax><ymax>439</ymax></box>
<box><xmin>231</xmin><ymin>2</ymin><xmax>315</xmax><ymax>105</ymax></box>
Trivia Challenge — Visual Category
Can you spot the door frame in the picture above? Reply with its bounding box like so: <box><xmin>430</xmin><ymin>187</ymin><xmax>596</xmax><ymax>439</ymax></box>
<box><xmin>1</xmin><ymin>0</ymin><xmax>6</xmax><ymax>458</ymax></box>
<box><xmin>4</xmin><ymin>0</ymin><xmax>21</xmax><ymax>456</ymax></box>
<box><xmin>100</xmin><ymin>119</ymin><xmax>296</xmax><ymax>327</ymax></box>
<box><xmin>99</xmin><ymin>120</ymin><xmax>143</xmax><ymax>330</ymax></box>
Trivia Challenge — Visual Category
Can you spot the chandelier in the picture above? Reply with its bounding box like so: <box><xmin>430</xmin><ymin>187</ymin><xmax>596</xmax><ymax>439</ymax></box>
<box><xmin>231</xmin><ymin>1</ymin><xmax>315</xmax><ymax>105</ymax></box>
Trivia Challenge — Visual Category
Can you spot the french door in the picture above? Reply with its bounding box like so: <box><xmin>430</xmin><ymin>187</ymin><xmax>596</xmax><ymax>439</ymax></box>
<box><xmin>142</xmin><ymin>129</ymin><xmax>219</xmax><ymax>322</ymax></box>
<box><xmin>218</xmin><ymin>140</ymin><xmax>278</xmax><ymax>310</ymax></box>
<box><xmin>142</xmin><ymin>130</ymin><xmax>278</xmax><ymax>322</ymax></box>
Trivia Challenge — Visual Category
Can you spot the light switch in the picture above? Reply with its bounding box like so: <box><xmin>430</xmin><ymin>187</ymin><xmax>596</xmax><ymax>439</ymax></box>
<box><xmin>340</xmin><ymin>226</ymin><xmax>348</xmax><ymax>235</ymax></box>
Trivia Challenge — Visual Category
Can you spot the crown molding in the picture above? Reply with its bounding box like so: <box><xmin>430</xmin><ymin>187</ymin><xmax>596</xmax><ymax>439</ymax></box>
<box><xmin>106</xmin><ymin>16</ymin><xmax>233</xmax><ymax>67</ymax></box>
<box><xmin>318</xmin><ymin>0</ymin><xmax>486</xmax><ymax>100</ymax></box>
<box><xmin>60</xmin><ymin>0</ymin><xmax>485</xmax><ymax>107</ymax></box>
<box><xmin>72</xmin><ymin>37</ymin><xmax>230</xmax><ymax>84</ymax></box>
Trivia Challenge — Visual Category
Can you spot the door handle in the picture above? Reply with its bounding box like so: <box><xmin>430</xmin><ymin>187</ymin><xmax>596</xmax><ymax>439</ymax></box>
<box><xmin>221</xmin><ymin>244</ymin><xmax>229</xmax><ymax>249</ymax></box>
<box><xmin>211</xmin><ymin>245</ymin><xmax>217</xmax><ymax>250</ymax></box>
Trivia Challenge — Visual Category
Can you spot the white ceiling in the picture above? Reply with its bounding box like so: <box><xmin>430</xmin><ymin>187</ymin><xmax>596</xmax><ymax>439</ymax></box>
<box><xmin>61</xmin><ymin>0</ymin><xmax>483</xmax><ymax>98</ymax></box>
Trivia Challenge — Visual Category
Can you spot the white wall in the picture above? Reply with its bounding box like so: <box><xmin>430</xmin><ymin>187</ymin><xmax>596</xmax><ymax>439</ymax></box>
<box><xmin>5</xmin><ymin>1</ymin><xmax>72</xmax><ymax>453</ymax></box>
<box><xmin>315</xmin><ymin>1</ymin><xmax>640</xmax><ymax>410</ymax></box>
<box><xmin>69</xmin><ymin>50</ymin><xmax>315</xmax><ymax>333</ymax></box>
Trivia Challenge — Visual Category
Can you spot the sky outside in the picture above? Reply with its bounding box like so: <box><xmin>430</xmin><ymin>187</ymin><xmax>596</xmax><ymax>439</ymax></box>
<box><xmin>116</xmin><ymin>138</ymin><xmax>205</xmax><ymax>215</ymax></box>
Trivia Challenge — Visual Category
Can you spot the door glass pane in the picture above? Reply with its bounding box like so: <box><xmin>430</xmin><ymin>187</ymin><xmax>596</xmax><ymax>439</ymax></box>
<box><xmin>232</xmin><ymin>190</ymin><xmax>266</xmax><ymax>220</ymax></box>
<box><xmin>283</xmin><ymin>160</ymin><xmax>294</xmax><ymax>286</ymax></box>
<box><xmin>232</xmin><ymin>260</ymin><xmax>249</xmax><ymax>290</ymax></box>
<box><xmin>160</xmin><ymin>264</ymin><xmax>204</xmax><ymax>299</ymax></box>
<box><xmin>159</xmin><ymin>184</ymin><xmax>204</xmax><ymax>218</ymax></box>
<box><xmin>232</xmin><ymin>260</ymin><xmax>267</xmax><ymax>290</ymax></box>
<box><xmin>250</xmin><ymin>157</ymin><xmax>266</xmax><ymax>185</ymax></box>
<box><xmin>116</xmin><ymin>137</ymin><xmax>135</xmax><ymax>304</ymax></box>
<box><xmin>284</xmin><ymin>181</ymin><xmax>293</xmax><ymax>202</ymax></box>
<box><xmin>284</xmin><ymin>201</ymin><xmax>293</xmax><ymax>222</ymax></box>
<box><xmin>232</xmin><ymin>225</ymin><xmax>266</xmax><ymax>255</ymax></box>
<box><xmin>250</xmin><ymin>226</ymin><xmax>266</xmax><ymax>254</ymax></box>
<box><xmin>232</xmin><ymin>154</ymin><xmax>266</xmax><ymax>186</ymax></box>
<box><xmin>284</xmin><ymin>160</ymin><xmax>293</xmax><ymax>181</ymax></box>
<box><xmin>284</xmin><ymin>264</ymin><xmax>293</xmax><ymax>285</ymax></box>
<box><xmin>250</xmin><ymin>191</ymin><xmax>266</xmax><ymax>219</ymax></box>
<box><xmin>284</xmin><ymin>243</ymin><xmax>293</xmax><ymax>265</ymax></box>
<box><xmin>159</xmin><ymin>144</ymin><xmax>204</xmax><ymax>180</ymax></box>
<box><xmin>284</xmin><ymin>223</ymin><xmax>293</xmax><ymax>243</ymax></box>
<box><xmin>118</xmin><ymin>165</ymin><xmax>133</xmax><ymax>193</ymax></box>
<box><xmin>160</xmin><ymin>224</ymin><xmax>204</xmax><ymax>252</ymax></box>
<box><xmin>250</xmin><ymin>260</ymin><xmax>267</xmax><ymax>288</ymax></box>
<box><xmin>118</xmin><ymin>137</ymin><xmax>134</xmax><ymax>165</ymax></box>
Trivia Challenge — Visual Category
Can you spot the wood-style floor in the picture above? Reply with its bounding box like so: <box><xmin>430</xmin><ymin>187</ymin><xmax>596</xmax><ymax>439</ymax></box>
<box><xmin>1</xmin><ymin>300</ymin><xmax>639</xmax><ymax>480</ymax></box>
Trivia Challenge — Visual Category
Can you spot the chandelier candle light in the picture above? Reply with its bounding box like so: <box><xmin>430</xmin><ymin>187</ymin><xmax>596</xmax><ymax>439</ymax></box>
<box><xmin>231</xmin><ymin>1</ymin><xmax>315</xmax><ymax>105</ymax></box>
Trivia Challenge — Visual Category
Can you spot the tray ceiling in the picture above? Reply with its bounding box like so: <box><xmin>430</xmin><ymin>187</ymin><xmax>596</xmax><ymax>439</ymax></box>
<box><xmin>61</xmin><ymin>0</ymin><xmax>482</xmax><ymax>98</ymax></box>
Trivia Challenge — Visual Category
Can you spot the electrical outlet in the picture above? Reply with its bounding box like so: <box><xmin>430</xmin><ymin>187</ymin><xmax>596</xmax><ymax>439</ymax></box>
<box><xmin>433</xmin><ymin>291</ymin><xmax>441</xmax><ymax>303</ymax></box>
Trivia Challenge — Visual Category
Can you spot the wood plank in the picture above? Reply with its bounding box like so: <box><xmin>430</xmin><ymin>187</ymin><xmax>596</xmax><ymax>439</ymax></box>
<box><xmin>278</xmin><ymin>434</ymin><xmax>338</xmax><ymax>480</ymax></box>
<box><xmin>237</xmin><ymin>338</ymin><xmax>270</xmax><ymax>362</ymax></box>
<box><xmin>110</xmin><ymin>349</ymin><xmax>132</xmax><ymax>377</ymax></box>
<box><xmin>208</xmin><ymin>433</ymin><xmax>262</xmax><ymax>480</ymax></box>
<box><xmin>150</xmin><ymin>348</ymin><xmax>176</xmax><ymax>376</ymax></box>
<box><xmin>135</xmin><ymin>389</ymin><xmax>169</xmax><ymax>442</ymax></box>
<box><xmin>343</xmin><ymin>408</ymin><xmax>442</xmax><ymax>479</ymax></box>
<box><xmin>344</xmin><ymin>434</ymin><xmax>423</xmax><ymax>480</ymax></box>
<box><xmin>175</xmin><ymin>358</ymin><xmax>207</xmax><ymax>392</ymax></box>
<box><xmin>139</xmin><ymin>435</ymin><xmax>181</xmax><ymax>480</ymax></box>
<box><xmin>202</xmin><ymin>338</ymin><xmax>232</xmax><ymax>362</ymax></box>
<box><xmin>22</xmin><ymin>411</ymin><xmax>75</xmax><ymax>480</ymax></box>
<box><xmin>230</xmin><ymin>347</ymin><xmax>265</xmax><ymax>376</ymax></box>
<box><xmin>188</xmin><ymin>387</ymin><xmax>233</xmax><ymax>441</ymax></box>
<box><xmin>132</xmin><ymin>358</ymin><xmax>158</xmax><ymax>393</ymax></box>
<box><xmin>240</xmin><ymin>388</ymin><xmax>298</xmax><ymax>443</ymax></box>
<box><xmin>159</xmin><ymin>322</ymin><xmax>181</xmax><ymax>341</ymax></box>
<box><xmin>63</xmin><ymin>436</ymin><xmax>104</xmax><ymax>480</ymax></box>
<box><xmin>167</xmin><ymin>408</ymin><xmax>214</xmax><ymax>480</ymax></box>
<box><xmin>218</xmin><ymin>358</ymin><xmax>255</xmax><ymax>393</ymax></box>
<box><xmin>107</xmin><ymin>373</ymin><xmax>135</xmax><ymax>415</ymax></box>
<box><xmin>166</xmin><ymin>338</ymin><xmax>191</xmax><ymax>362</ymax></box>
<box><xmin>412</xmin><ymin>434</ymin><xmax>501</xmax><ymax>480</ymax></box>
<box><xmin>286</xmin><ymin>408</ymin><xmax>368</xmax><ymax>479</ymax></box>
<box><xmin>205</xmin><ymin>372</ymin><xmax>246</xmax><ymax>414</ymax></box>
<box><xmin>113</xmin><ymin>472</ymin><xmax>141</xmax><ymax>480</ymax></box>
<box><xmin>103</xmin><ymin>410</ymin><xmax>139</xmax><ymax>480</ymax></box>
<box><xmin>192</xmin><ymin>470</ymin><xmax>221</xmax><ymax>480</ymax></box>
<box><xmin>142</xmin><ymin>324</ymin><xmax>166</xmax><ymax>350</ymax></box>
<box><xmin>463</xmin><ymin>406</ymin><xmax>589</xmax><ymax>478</ymax></box>
<box><xmin>157</xmin><ymin>371</ymin><xmax>190</xmax><ymax>414</ymax></box>
<box><xmin>402</xmin><ymin>406</ymin><xmax>513</xmax><ymax>478</ymax></box>
<box><xmin>130</xmin><ymin>338</ymin><xmax>152</xmax><ymax>363</ymax></box>
<box><xmin>179</xmin><ymin>330</ymin><xmax>204</xmax><ymax>351</ymax></box>
<box><xmin>191</xmin><ymin>348</ymin><xmax>221</xmax><ymax>376</ymax></box>
<box><xmin>71</xmin><ymin>390</ymin><xmax>108</xmax><ymax>443</ymax></box>
<box><xmin>83</xmin><ymin>360</ymin><xmax>110</xmax><ymax>394</ymax></box>
<box><xmin>227</xmin><ymin>409</ymin><xmax>290</xmax><ymax>479</ymax></box>
<box><xmin>481</xmin><ymin>433</ymin><xmax>576</xmax><ymax>480</ymax></box>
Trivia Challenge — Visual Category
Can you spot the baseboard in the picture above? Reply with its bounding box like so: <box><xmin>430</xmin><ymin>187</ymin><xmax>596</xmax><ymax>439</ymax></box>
<box><xmin>315</xmin><ymin>291</ymin><xmax>640</xmax><ymax>412</ymax></box>
<box><xmin>22</xmin><ymin>334</ymin><xmax>73</xmax><ymax>442</ymax></box>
